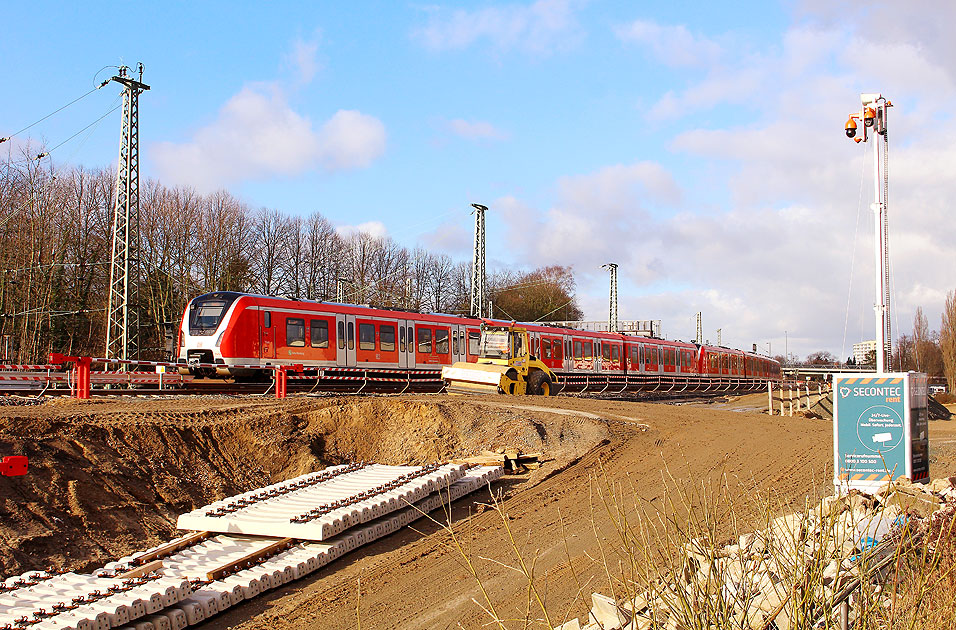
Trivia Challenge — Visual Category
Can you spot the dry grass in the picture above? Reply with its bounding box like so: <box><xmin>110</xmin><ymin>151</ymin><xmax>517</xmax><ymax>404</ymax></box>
<box><xmin>440</xmin><ymin>470</ymin><xmax>956</xmax><ymax>629</ymax></box>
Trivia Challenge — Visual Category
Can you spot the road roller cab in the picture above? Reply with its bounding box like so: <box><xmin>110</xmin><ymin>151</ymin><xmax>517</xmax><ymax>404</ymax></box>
<box><xmin>441</xmin><ymin>322</ymin><xmax>560</xmax><ymax>396</ymax></box>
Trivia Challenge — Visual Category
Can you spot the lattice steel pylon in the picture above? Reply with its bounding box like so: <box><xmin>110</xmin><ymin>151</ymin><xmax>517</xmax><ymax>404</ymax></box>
<box><xmin>105</xmin><ymin>64</ymin><xmax>149</xmax><ymax>362</ymax></box>
<box><xmin>602</xmin><ymin>263</ymin><xmax>619</xmax><ymax>333</ymax></box>
<box><xmin>470</xmin><ymin>204</ymin><xmax>487</xmax><ymax>318</ymax></box>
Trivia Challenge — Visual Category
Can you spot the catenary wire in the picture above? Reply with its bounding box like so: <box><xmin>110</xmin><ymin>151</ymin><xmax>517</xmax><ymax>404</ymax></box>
<box><xmin>0</xmin><ymin>80</ymin><xmax>110</xmax><ymax>145</ymax></box>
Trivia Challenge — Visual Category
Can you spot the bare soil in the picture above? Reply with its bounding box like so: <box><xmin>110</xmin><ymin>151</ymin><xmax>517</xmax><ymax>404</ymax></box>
<box><xmin>1</xmin><ymin>392</ymin><xmax>954</xmax><ymax>629</ymax></box>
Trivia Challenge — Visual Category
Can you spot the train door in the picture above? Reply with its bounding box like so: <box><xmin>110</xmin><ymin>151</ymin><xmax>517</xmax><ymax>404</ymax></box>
<box><xmin>335</xmin><ymin>313</ymin><xmax>356</xmax><ymax>367</ymax></box>
<box><xmin>398</xmin><ymin>320</ymin><xmax>411</xmax><ymax>369</ymax></box>
<box><xmin>452</xmin><ymin>324</ymin><xmax>467</xmax><ymax>363</ymax></box>
<box><xmin>260</xmin><ymin>310</ymin><xmax>275</xmax><ymax>361</ymax></box>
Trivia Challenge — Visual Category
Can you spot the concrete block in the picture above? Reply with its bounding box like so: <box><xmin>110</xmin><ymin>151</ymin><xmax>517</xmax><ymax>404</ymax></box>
<box><xmin>588</xmin><ymin>592</ymin><xmax>631</xmax><ymax>629</ymax></box>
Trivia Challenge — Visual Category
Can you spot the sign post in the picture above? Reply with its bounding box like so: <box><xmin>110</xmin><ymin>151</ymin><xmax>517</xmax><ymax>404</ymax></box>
<box><xmin>833</xmin><ymin>372</ymin><xmax>928</xmax><ymax>493</ymax></box>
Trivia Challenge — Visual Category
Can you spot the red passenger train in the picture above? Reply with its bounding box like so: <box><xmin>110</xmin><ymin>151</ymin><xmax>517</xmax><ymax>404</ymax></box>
<box><xmin>177</xmin><ymin>292</ymin><xmax>780</xmax><ymax>390</ymax></box>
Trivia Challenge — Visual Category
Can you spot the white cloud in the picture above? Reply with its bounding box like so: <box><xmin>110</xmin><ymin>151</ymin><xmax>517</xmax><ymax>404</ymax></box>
<box><xmin>316</xmin><ymin>110</ymin><xmax>387</xmax><ymax>170</ymax></box>
<box><xmin>284</xmin><ymin>33</ymin><xmax>322</xmax><ymax>84</ymax></box>
<box><xmin>412</xmin><ymin>0</ymin><xmax>583</xmax><ymax>55</ymax></box>
<box><xmin>446</xmin><ymin>118</ymin><xmax>509</xmax><ymax>141</ymax></box>
<box><xmin>419</xmin><ymin>220</ymin><xmax>472</xmax><ymax>254</ymax></box>
<box><xmin>496</xmin><ymin>161</ymin><xmax>681</xmax><ymax>278</ymax></box>
<box><xmin>335</xmin><ymin>221</ymin><xmax>389</xmax><ymax>240</ymax></box>
<box><xmin>152</xmin><ymin>85</ymin><xmax>386</xmax><ymax>191</ymax></box>
<box><xmin>616</xmin><ymin>20</ymin><xmax>722</xmax><ymax>68</ymax></box>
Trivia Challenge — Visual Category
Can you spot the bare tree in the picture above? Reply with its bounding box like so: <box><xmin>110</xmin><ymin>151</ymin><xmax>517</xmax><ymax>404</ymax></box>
<box><xmin>941</xmin><ymin>290</ymin><xmax>956</xmax><ymax>391</ymax></box>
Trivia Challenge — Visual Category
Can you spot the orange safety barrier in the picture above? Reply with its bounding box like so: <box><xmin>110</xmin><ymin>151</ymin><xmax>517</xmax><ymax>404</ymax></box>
<box><xmin>49</xmin><ymin>353</ymin><xmax>92</xmax><ymax>399</ymax></box>
<box><xmin>274</xmin><ymin>364</ymin><xmax>302</xmax><ymax>399</ymax></box>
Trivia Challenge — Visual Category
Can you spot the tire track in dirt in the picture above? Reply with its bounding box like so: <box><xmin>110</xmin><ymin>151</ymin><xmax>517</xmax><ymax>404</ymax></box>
<box><xmin>208</xmin><ymin>399</ymin><xmax>835</xmax><ymax>630</ymax></box>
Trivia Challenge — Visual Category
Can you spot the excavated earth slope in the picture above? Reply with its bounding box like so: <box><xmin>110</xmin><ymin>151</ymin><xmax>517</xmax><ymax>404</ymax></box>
<box><xmin>1</xmin><ymin>393</ymin><xmax>955</xmax><ymax>630</ymax></box>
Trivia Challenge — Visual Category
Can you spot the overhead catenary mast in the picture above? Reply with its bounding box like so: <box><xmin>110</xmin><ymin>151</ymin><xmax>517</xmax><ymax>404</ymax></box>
<box><xmin>470</xmin><ymin>203</ymin><xmax>487</xmax><ymax>318</ymax></box>
<box><xmin>105</xmin><ymin>64</ymin><xmax>149</xmax><ymax>363</ymax></box>
<box><xmin>602</xmin><ymin>263</ymin><xmax>619</xmax><ymax>333</ymax></box>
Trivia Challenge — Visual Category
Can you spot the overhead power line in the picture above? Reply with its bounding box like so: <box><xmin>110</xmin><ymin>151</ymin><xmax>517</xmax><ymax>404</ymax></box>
<box><xmin>0</xmin><ymin>81</ymin><xmax>110</xmax><ymax>145</ymax></box>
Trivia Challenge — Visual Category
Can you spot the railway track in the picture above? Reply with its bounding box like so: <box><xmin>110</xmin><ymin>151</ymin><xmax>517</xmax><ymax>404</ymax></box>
<box><xmin>0</xmin><ymin>375</ymin><xmax>764</xmax><ymax>401</ymax></box>
<box><xmin>0</xmin><ymin>463</ymin><xmax>503</xmax><ymax>630</ymax></box>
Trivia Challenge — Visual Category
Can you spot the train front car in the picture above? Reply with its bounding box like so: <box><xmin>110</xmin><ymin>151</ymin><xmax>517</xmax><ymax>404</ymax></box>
<box><xmin>177</xmin><ymin>291</ymin><xmax>246</xmax><ymax>377</ymax></box>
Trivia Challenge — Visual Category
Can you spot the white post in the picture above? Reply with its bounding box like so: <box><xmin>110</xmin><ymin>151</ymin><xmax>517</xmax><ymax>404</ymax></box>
<box><xmin>768</xmin><ymin>380</ymin><xmax>773</xmax><ymax>415</ymax></box>
<box><xmin>872</xmin><ymin>136</ymin><xmax>886</xmax><ymax>373</ymax></box>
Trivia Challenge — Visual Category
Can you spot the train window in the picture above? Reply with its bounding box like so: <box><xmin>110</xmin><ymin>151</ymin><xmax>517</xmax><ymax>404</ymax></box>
<box><xmin>338</xmin><ymin>321</ymin><xmax>345</xmax><ymax>349</ymax></box>
<box><xmin>554</xmin><ymin>340</ymin><xmax>563</xmax><ymax>360</ymax></box>
<box><xmin>468</xmin><ymin>331</ymin><xmax>480</xmax><ymax>355</ymax></box>
<box><xmin>359</xmin><ymin>323</ymin><xmax>375</xmax><ymax>350</ymax></box>
<box><xmin>543</xmin><ymin>340</ymin><xmax>552</xmax><ymax>359</ymax></box>
<box><xmin>286</xmin><ymin>318</ymin><xmax>305</xmax><ymax>347</ymax></box>
<box><xmin>566</xmin><ymin>340</ymin><xmax>571</xmax><ymax>358</ymax></box>
<box><xmin>264</xmin><ymin>311</ymin><xmax>271</xmax><ymax>328</ymax></box>
<box><xmin>645</xmin><ymin>347</ymin><xmax>653</xmax><ymax>365</ymax></box>
<box><xmin>612</xmin><ymin>345</ymin><xmax>620</xmax><ymax>362</ymax></box>
<box><xmin>381</xmin><ymin>325</ymin><xmax>396</xmax><ymax>351</ymax></box>
<box><xmin>408</xmin><ymin>326</ymin><xmax>414</xmax><ymax>348</ymax></box>
<box><xmin>347</xmin><ymin>322</ymin><xmax>355</xmax><ymax>350</ymax></box>
<box><xmin>584</xmin><ymin>342</ymin><xmax>593</xmax><ymax>359</ymax></box>
<box><xmin>400</xmin><ymin>326</ymin><xmax>406</xmax><ymax>352</ymax></box>
<box><xmin>310</xmin><ymin>320</ymin><xmax>329</xmax><ymax>348</ymax></box>
<box><xmin>453</xmin><ymin>331</ymin><xmax>459</xmax><ymax>355</ymax></box>
<box><xmin>573</xmin><ymin>340</ymin><xmax>582</xmax><ymax>359</ymax></box>
<box><xmin>436</xmin><ymin>329</ymin><xmax>449</xmax><ymax>354</ymax></box>
<box><xmin>602</xmin><ymin>343</ymin><xmax>611</xmax><ymax>360</ymax></box>
<box><xmin>418</xmin><ymin>327</ymin><xmax>432</xmax><ymax>353</ymax></box>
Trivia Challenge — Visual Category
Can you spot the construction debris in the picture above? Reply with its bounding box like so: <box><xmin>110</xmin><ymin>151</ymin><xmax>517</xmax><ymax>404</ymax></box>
<box><xmin>455</xmin><ymin>449</ymin><xmax>546</xmax><ymax>473</ymax></box>
<box><xmin>556</xmin><ymin>476</ymin><xmax>956</xmax><ymax>630</ymax></box>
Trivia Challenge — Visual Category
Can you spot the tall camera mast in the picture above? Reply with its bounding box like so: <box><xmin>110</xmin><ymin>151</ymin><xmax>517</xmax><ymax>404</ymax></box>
<box><xmin>844</xmin><ymin>93</ymin><xmax>892</xmax><ymax>372</ymax></box>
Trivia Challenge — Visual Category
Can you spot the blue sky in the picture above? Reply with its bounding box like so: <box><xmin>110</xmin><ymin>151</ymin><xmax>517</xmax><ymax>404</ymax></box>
<box><xmin>3</xmin><ymin>1</ymin><xmax>955</xmax><ymax>360</ymax></box>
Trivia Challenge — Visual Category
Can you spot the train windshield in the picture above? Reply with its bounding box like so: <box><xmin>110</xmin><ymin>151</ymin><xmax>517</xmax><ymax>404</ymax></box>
<box><xmin>479</xmin><ymin>329</ymin><xmax>511</xmax><ymax>359</ymax></box>
<box><xmin>188</xmin><ymin>292</ymin><xmax>240</xmax><ymax>336</ymax></box>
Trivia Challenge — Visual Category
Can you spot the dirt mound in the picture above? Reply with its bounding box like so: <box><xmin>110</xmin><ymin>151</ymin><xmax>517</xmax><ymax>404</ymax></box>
<box><xmin>0</xmin><ymin>394</ymin><xmax>608</xmax><ymax>575</ymax></box>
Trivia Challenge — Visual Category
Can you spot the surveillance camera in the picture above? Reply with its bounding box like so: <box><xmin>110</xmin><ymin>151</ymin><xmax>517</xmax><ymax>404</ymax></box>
<box><xmin>863</xmin><ymin>107</ymin><xmax>876</xmax><ymax>128</ymax></box>
<box><xmin>845</xmin><ymin>117</ymin><xmax>857</xmax><ymax>138</ymax></box>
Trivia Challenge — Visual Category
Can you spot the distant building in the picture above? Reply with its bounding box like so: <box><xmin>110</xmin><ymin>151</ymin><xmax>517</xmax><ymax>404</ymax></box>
<box><xmin>853</xmin><ymin>340</ymin><xmax>877</xmax><ymax>364</ymax></box>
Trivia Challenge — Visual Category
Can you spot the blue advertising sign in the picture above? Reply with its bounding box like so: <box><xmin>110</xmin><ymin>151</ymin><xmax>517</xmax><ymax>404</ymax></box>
<box><xmin>833</xmin><ymin>372</ymin><xmax>928</xmax><ymax>492</ymax></box>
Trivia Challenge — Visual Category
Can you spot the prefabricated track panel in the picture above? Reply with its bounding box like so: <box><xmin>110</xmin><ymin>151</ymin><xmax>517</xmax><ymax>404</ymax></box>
<box><xmin>0</xmin><ymin>466</ymin><xmax>502</xmax><ymax>630</ymax></box>
<box><xmin>176</xmin><ymin>463</ymin><xmax>468</xmax><ymax>541</ymax></box>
